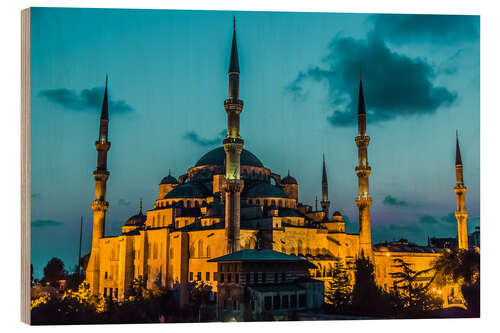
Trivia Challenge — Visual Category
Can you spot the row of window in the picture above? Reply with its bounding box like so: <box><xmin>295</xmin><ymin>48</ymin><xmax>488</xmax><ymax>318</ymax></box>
<box><xmin>188</xmin><ymin>271</ymin><xmax>287</xmax><ymax>284</ymax></box>
<box><xmin>103</xmin><ymin>287</ymin><xmax>118</xmax><ymax>299</ymax></box>
<box><xmin>190</xmin><ymin>271</ymin><xmax>217</xmax><ymax>282</ymax></box>
<box><xmin>263</xmin><ymin>294</ymin><xmax>306</xmax><ymax>311</ymax></box>
<box><xmin>220</xmin><ymin>272</ymin><xmax>287</xmax><ymax>284</ymax></box>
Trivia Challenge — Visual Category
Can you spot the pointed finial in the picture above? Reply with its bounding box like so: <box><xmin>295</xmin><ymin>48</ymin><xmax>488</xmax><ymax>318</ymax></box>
<box><xmin>139</xmin><ymin>198</ymin><xmax>143</xmax><ymax>214</ymax></box>
<box><xmin>288</xmin><ymin>170</ymin><xmax>290</xmax><ymax>177</ymax></box>
<box><xmin>100</xmin><ymin>74</ymin><xmax>109</xmax><ymax>121</ymax></box>
<box><xmin>456</xmin><ymin>130</ymin><xmax>463</xmax><ymax>165</ymax></box>
<box><xmin>168</xmin><ymin>168</ymin><xmax>171</xmax><ymax>176</ymax></box>
<box><xmin>233</xmin><ymin>16</ymin><xmax>236</xmax><ymax>31</ymax></box>
<box><xmin>360</xmin><ymin>69</ymin><xmax>362</xmax><ymax>81</ymax></box>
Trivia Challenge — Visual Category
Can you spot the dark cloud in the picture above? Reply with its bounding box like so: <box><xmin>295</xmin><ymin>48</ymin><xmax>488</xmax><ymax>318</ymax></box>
<box><xmin>419</xmin><ymin>215</ymin><xmax>439</xmax><ymax>225</ymax></box>
<box><xmin>383</xmin><ymin>195</ymin><xmax>408</xmax><ymax>207</ymax></box>
<box><xmin>32</xmin><ymin>219</ymin><xmax>64</xmax><ymax>228</ymax></box>
<box><xmin>183</xmin><ymin>129</ymin><xmax>226</xmax><ymax>147</ymax></box>
<box><xmin>440</xmin><ymin>213</ymin><xmax>456</xmax><ymax>224</ymax></box>
<box><xmin>369</xmin><ymin>14</ymin><xmax>479</xmax><ymax>45</ymax></box>
<box><xmin>39</xmin><ymin>86</ymin><xmax>134</xmax><ymax>114</ymax></box>
<box><xmin>118</xmin><ymin>199</ymin><xmax>131</xmax><ymax>207</ymax></box>
<box><xmin>287</xmin><ymin>33</ymin><xmax>456</xmax><ymax>126</ymax></box>
<box><xmin>372</xmin><ymin>222</ymin><xmax>424</xmax><ymax>244</ymax></box>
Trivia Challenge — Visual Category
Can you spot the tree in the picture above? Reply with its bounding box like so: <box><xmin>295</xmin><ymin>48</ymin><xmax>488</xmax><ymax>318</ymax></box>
<box><xmin>325</xmin><ymin>261</ymin><xmax>351</xmax><ymax>313</ymax></box>
<box><xmin>42</xmin><ymin>257</ymin><xmax>67</xmax><ymax>287</ymax></box>
<box><xmin>434</xmin><ymin>249</ymin><xmax>480</xmax><ymax>316</ymax></box>
<box><xmin>350</xmin><ymin>253</ymin><xmax>383</xmax><ymax>315</ymax></box>
<box><xmin>390</xmin><ymin>258</ymin><xmax>442</xmax><ymax>315</ymax></box>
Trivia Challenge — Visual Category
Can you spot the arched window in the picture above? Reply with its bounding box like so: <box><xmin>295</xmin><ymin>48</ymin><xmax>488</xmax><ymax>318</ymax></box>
<box><xmin>187</xmin><ymin>201</ymin><xmax>191</xmax><ymax>208</ymax></box>
<box><xmin>271</xmin><ymin>200</ymin><xmax>276</xmax><ymax>206</ymax></box>
<box><xmin>256</xmin><ymin>199</ymin><xmax>260</xmax><ymax>205</ymax></box>
<box><xmin>206</xmin><ymin>246</ymin><xmax>211</xmax><ymax>258</ymax></box>
<box><xmin>290</xmin><ymin>246</ymin><xmax>295</xmax><ymax>255</ymax></box>
<box><xmin>190</xmin><ymin>245</ymin><xmax>195</xmax><ymax>258</ymax></box>
<box><xmin>195</xmin><ymin>201</ymin><xmax>199</xmax><ymax>207</ymax></box>
<box><xmin>198</xmin><ymin>239</ymin><xmax>204</xmax><ymax>258</ymax></box>
<box><xmin>298</xmin><ymin>240</ymin><xmax>303</xmax><ymax>255</ymax></box>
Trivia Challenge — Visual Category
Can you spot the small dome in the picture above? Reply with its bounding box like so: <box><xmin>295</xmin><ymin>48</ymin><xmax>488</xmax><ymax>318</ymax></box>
<box><xmin>281</xmin><ymin>171</ymin><xmax>297</xmax><ymax>185</ymax></box>
<box><xmin>246</xmin><ymin>183</ymin><xmax>288</xmax><ymax>198</ymax></box>
<box><xmin>164</xmin><ymin>182</ymin><xmax>209</xmax><ymax>199</ymax></box>
<box><xmin>124</xmin><ymin>212</ymin><xmax>146</xmax><ymax>226</ymax></box>
<box><xmin>333</xmin><ymin>211</ymin><xmax>342</xmax><ymax>216</ymax></box>
<box><xmin>160</xmin><ymin>170</ymin><xmax>178</xmax><ymax>184</ymax></box>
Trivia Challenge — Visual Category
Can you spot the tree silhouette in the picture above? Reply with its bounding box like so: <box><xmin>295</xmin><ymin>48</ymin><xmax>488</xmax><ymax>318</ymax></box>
<box><xmin>434</xmin><ymin>249</ymin><xmax>480</xmax><ymax>316</ymax></box>
<box><xmin>325</xmin><ymin>261</ymin><xmax>351</xmax><ymax>313</ymax></box>
<box><xmin>390</xmin><ymin>258</ymin><xmax>442</xmax><ymax>314</ymax></box>
<box><xmin>42</xmin><ymin>257</ymin><xmax>67</xmax><ymax>287</ymax></box>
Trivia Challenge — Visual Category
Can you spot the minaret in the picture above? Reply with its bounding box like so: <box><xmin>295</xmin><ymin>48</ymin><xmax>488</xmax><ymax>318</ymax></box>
<box><xmin>87</xmin><ymin>76</ymin><xmax>111</xmax><ymax>294</ymax></box>
<box><xmin>355</xmin><ymin>72</ymin><xmax>373</xmax><ymax>257</ymax></box>
<box><xmin>320</xmin><ymin>153</ymin><xmax>330</xmax><ymax>217</ymax></box>
<box><xmin>223</xmin><ymin>18</ymin><xmax>244</xmax><ymax>254</ymax></box>
<box><xmin>455</xmin><ymin>131</ymin><xmax>469</xmax><ymax>250</ymax></box>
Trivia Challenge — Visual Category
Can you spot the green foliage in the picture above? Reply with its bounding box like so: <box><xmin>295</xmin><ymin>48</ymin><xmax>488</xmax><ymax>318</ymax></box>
<box><xmin>42</xmin><ymin>257</ymin><xmax>67</xmax><ymax>287</ymax></box>
<box><xmin>433</xmin><ymin>249</ymin><xmax>480</xmax><ymax>316</ymax></box>
<box><xmin>325</xmin><ymin>261</ymin><xmax>351</xmax><ymax>313</ymax></box>
<box><xmin>390</xmin><ymin>258</ymin><xmax>442</xmax><ymax>314</ymax></box>
<box><xmin>350</xmin><ymin>253</ymin><xmax>386</xmax><ymax>315</ymax></box>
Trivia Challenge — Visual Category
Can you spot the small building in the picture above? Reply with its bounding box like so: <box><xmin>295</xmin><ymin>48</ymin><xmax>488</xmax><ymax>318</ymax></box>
<box><xmin>208</xmin><ymin>249</ymin><xmax>323</xmax><ymax>321</ymax></box>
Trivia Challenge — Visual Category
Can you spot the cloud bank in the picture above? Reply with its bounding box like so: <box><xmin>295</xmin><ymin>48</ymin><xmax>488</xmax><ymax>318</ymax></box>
<box><xmin>287</xmin><ymin>33</ymin><xmax>456</xmax><ymax>126</ymax></box>
<box><xmin>368</xmin><ymin>14</ymin><xmax>479</xmax><ymax>45</ymax></box>
<box><xmin>40</xmin><ymin>86</ymin><xmax>134</xmax><ymax>114</ymax></box>
<box><xmin>184</xmin><ymin>129</ymin><xmax>226</xmax><ymax>147</ymax></box>
<box><xmin>32</xmin><ymin>219</ymin><xmax>64</xmax><ymax>228</ymax></box>
<box><xmin>383</xmin><ymin>195</ymin><xmax>408</xmax><ymax>207</ymax></box>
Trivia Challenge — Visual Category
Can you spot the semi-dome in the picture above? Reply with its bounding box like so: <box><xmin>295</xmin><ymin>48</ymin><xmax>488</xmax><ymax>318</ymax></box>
<box><xmin>195</xmin><ymin>146</ymin><xmax>264</xmax><ymax>168</ymax></box>
<box><xmin>164</xmin><ymin>182</ymin><xmax>209</xmax><ymax>199</ymax></box>
<box><xmin>246</xmin><ymin>183</ymin><xmax>288</xmax><ymax>198</ymax></box>
<box><xmin>124</xmin><ymin>201</ymin><xmax>147</xmax><ymax>226</ymax></box>
<box><xmin>281</xmin><ymin>171</ymin><xmax>297</xmax><ymax>185</ymax></box>
<box><xmin>160</xmin><ymin>171</ymin><xmax>178</xmax><ymax>185</ymax></box>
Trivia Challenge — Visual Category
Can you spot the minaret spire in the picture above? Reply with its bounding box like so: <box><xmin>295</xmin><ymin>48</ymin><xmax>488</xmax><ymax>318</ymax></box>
<box><xmin>223</xmin><ymin>19</ymin><xmax>245</xmax><ymax>254</ymax></box>
<box><xmin>320</xmin><ymin>153</ymin><xmax>330</xmax><ymax>217</ymax></box>
<box><xmin>355</xmin><ymin>72</ymin><xmax>373</xmax><ymax>257</ymax></box>
<box><xmin>454</xmin><ymin>131</ymin><xmax>468</xmax><ymax>250</ymax></box>
<box><xmin>87</xmin><ymin>75</ymin><xmax>112</xmax><ymax>295</ymax></box>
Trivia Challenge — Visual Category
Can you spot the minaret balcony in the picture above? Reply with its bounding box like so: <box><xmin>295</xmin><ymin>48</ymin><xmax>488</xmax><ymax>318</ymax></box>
<box><xmin>91</xmin><ymin>200</ymin><xmax>109</xmax><ymax>212</ymax></box>
<box><xmin>355</xmin><ymin>135</ymin><xmax>370</xmax><ymax>147</ymax></box>
<box><xmin>224</xmin><ymin>98</ymin><xmax>244</xmax><ymax>106</ymax></box>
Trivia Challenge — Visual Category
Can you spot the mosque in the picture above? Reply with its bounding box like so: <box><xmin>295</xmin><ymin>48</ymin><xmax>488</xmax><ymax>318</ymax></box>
<box><xmin>85</xmin><ymin>21</ymin><xmax>470</xmax><ymax>311</ymax></box>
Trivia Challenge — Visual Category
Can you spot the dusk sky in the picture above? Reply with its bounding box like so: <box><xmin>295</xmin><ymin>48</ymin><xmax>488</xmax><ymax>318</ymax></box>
<box><xmin>30</xmin><ymin>8</ymin><xmax>479</xmax><ymax>278</ymax></box>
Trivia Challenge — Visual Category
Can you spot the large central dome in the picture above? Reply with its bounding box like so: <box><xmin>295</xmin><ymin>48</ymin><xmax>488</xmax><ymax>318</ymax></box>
<box><xmin>195</xmin><ymin>147</ymin><xmax>264</xmax><ymax>168</ymax></box>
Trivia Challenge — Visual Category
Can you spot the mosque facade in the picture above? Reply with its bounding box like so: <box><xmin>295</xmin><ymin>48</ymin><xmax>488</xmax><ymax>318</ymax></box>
<box><xmin>85</xmin><ymin>22</ymin><xmax>470</xmax><ymax>309</ymax></box>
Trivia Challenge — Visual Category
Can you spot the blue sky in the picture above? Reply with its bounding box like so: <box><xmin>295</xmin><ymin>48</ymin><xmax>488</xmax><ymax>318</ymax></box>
<box><xmin>30</xmin><ymin>8</ymin><xmax>479</xmax><ymax>278</ymax></box>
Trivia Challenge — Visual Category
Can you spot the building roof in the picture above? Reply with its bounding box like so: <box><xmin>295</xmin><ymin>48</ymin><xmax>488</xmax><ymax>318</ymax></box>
<box><xmin>208</xmin><ymin>249</ymin><xmax>314</xmax><ymax>267</ymax></box>
<box><xmin>124</xmin><ymin>212</ymin><xmax>146</xmax><ymax>227</ymax></box>
<box><xmin>373</xmin><ymin>240</ymin><xmax>442</xmax><ymax>254</ymax></box>
<box><xmin>246</xmin><ymin>183</ymin><xmax>288</xmax><ymax>198</ymax></box>
<box><xmin>164</xmin><ymin>182</ymin><xmax>209</xmax><ymax>199</ymax></box>
<box><xmin>160</xmin><ymin>171</ymin><xmax>178</xmax><ymax>185</ymax></box>
<box><xmin>195</xmin><ymin>147</ymin><xmax>264</xmax><ymax>168</ymax></box>
<box><xmin>281</xmin><ymin>170</ymin><xmax>297</xmax><ymax>185</ymax></box>
<box><xmin>278</xmin><ymin>208</ymin><xmax>303</xmax><ymax>218</ymax></box>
